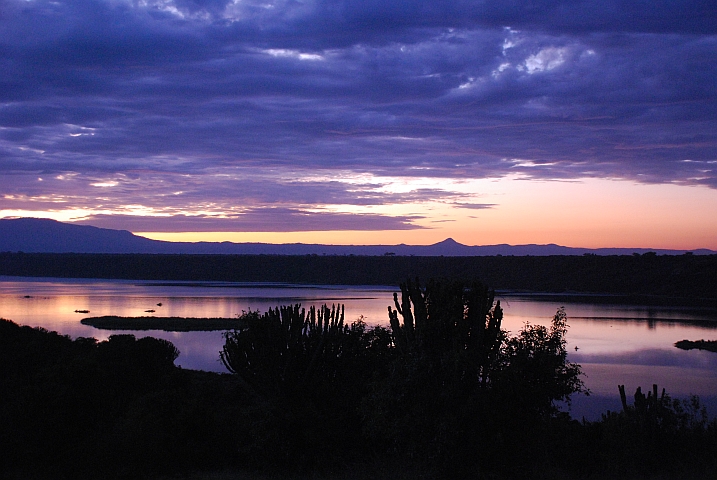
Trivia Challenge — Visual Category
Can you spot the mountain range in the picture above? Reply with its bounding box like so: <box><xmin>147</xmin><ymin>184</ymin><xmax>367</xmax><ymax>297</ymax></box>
<box><xmin>0</xmin><ymin>218</ymin><xmax>713</xmax><ymax>256</ymax></box>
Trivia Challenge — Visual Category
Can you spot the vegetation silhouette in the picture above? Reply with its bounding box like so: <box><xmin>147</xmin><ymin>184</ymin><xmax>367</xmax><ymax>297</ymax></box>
<box><xmin>81</xmin><ymin>315</ymin><xmax>248</xmax><ymax>331</ymax></box>
<box><xmin>592</xmin><ymin>384</ymin><xmax>717</xmax><ymax>478</ymax></box>
<box><xmin>2</xmin><ymin>278</ymin><xmax>717</xmax><ymax>479</ymax></box>
<box><xmin>675</xmin><ymin>339</ymin><xmax>717</xmax><ymax>353</ymax></box>
<box><xmin>361</xmin><ymin>279</ymin><xmax>587</xmax><ymax>476</ymax></box>
<box><xmin>0</xmin><ymin>318</ymin><xmax>246</xmax><ymax>479</ymax></box>
<box><xmin>2</xmin><ymin>252</ymin><xmax>717</xmax><ymax>306</ymax></box>
<box><xmin>220</xmin><ymin>304</ymin><xmax>393</xmax><ymax>470</ymax></box>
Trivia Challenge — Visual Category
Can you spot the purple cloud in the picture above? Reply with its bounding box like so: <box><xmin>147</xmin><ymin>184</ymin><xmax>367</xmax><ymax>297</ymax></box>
<box><xmin>0</xmin><ymin>0</ymin><xmax>715</xmax><ymax>230</ymax></box>
<box><xmin>75</xmin><ymin>209</ymin><xmax>425</xmax><ymax>232</ymax></box>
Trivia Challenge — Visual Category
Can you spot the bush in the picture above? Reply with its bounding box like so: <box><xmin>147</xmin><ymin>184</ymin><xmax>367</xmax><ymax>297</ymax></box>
<box><xmin>591</xmin><ymin>385</ymin><xmax>717</xmax><ymax>477</ymax></box>
<box><xmin>494</xmin><ymin>307</ymin><xmax>585</xmax><ymax>417</ymax></box>
<box><xmin>362</xmin><ymin>279</ymin><xmax>587</xmax><ymax>475</ymax></box>
<box><xmin>220</xmin><ymin>304</ymin><xmax>393</xmax><ymax>469</ymax></box>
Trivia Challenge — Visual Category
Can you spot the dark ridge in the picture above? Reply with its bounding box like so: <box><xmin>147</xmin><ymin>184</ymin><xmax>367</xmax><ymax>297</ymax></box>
<box><xmin>1</xmin><ymin>217</ymin><xmax>714</xmax><ymax>256</ymax></box>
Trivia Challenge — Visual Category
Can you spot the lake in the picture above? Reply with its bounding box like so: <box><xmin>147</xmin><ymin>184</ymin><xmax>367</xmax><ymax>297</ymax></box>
<box><xmin>2</xmin><ymin>275</ymin><xmax>717</xmax><ymax>420</ymax></box>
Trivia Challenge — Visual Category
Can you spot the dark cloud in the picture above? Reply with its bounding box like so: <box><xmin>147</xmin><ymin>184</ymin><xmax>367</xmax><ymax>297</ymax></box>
<box><xmin>76</xmin><ymin>209</ymin><xmax>425</xmax><ymax>232</ymax></box>
<box><xmin>0</xmin><ymin>0</ymin><xmax>715</xmax><ymax>229</ymax></box>
<box><xmin>453</xmin><ymin>203</ymin><xmax>495</xmax><ymax>210</ymax></box>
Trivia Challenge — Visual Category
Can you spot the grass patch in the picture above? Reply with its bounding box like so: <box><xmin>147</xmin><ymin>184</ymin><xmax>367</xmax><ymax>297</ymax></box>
<box><xmin>674</xmin><ymin>339</ymin><xmax>717</xmax><ymax>353</ymax></box>
<box><xmin>81</xmin><ymin>315</ymin><xmax>247</xmax><ymax>332</ymax></box>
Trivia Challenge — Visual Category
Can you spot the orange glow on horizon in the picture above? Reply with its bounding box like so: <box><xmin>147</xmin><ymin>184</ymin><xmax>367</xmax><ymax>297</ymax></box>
<box><xmin>4</xmin><ymin>177</ymin><xmax>716</xmax><ymax>250</ymax></box>
<box><xmin>137</xmin><ymin>178</ymin><xmax>717</xmax><ymax>250</ymax></box>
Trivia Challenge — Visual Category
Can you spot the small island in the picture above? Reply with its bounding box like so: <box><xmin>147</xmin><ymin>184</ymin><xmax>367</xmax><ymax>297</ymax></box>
<box><xmin>674</xmin><ymin>339</ymin><xmax>717</xmax><ymax>353</ymax></box>
<box><xmin>81</xmin><ymin>315</ymin><xmax>247</xmax><ymax>332</ymax></box>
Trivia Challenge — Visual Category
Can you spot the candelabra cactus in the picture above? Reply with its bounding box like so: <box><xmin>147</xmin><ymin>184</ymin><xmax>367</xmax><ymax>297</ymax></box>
<box><xmin>387</xmin><ymin>278</ymin><xmax>504</xmax><ymax>385</ymax></box>
<box><xmin>616</xmin><ymin>383</ymin><xmax>699</xmax><ymax>432</ymax></box>
<box><xmin>220</xmin><ymin>303</ymin><xmax>346</xmax><ymax>398</ymax></box>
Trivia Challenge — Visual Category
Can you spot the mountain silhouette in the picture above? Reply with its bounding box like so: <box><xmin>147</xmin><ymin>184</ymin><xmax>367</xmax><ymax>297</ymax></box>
<box><xmin>0</xmin><ymin>218</ymin><xmax>713</xmax><ymax>256</ymax></box>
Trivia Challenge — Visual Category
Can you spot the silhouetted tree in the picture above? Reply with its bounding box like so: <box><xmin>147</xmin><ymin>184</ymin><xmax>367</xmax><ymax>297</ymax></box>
<box><xmin>493</xmin><ymin>307</ymin><xmax>585</xmax><ymax>417</ymax></box>
<box><xmin>363</xmin><ymin>279</ymin><xmax>586</xmax><ymax>475</ymax></box>
<box><xmin>220</xmin><ymin>304</ymin><xmax>393</xmax><ymax>469</ymax></box>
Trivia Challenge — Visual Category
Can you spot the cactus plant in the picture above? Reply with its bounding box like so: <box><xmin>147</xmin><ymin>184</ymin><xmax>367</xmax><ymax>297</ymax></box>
<box><xmin>220</xmin><ymin>303</ymin><xmax>347</xmax><ymax>397</ymax></box>
<box><xmin>387</xmin><ymin>278</ymin><xmax>504</xmax><ymax>386</ymax></box>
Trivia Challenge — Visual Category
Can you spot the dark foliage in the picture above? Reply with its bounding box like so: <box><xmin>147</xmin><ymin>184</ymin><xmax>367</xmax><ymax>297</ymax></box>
<box><xmin>81</xmin><ymin>315</ymin><xmax>247</xmax><ymax>331</ymax></box>
<box><xmin>220</xmin><ymin>305</ymin><xmax>393</xmax><ymax>470</ymax></box>
<box><xmin>675</xmin><ymin>338</ymin><xmax>717</xmax><ymax>352</ymax></box>
<box><xmin>0</xmin><ymin>318</ymin><xmax>247</xmax><ymax>479</ymax></box>
<box><xmin>495</xmin><ymin>307</ymin><xmax>585</xmax><ymax>417</ymax></box>
<box><xmin>584</xmin><ymin>385</ymin><xmax>717</xmax><ymax>478</ymax></box>
<box><xmin>2</xmin><ymin>252</ymin><xmax>716</xmax><ymax>305</ymax></box>
<box><xmin>221</xmin><ymin>305</ymin><xmax>348</xmax><ymax>397</ymax></box>
<box><xmin>361</xmin><ymin>279</ymin><xmax>587</xmax><ymax>476</ymax></box>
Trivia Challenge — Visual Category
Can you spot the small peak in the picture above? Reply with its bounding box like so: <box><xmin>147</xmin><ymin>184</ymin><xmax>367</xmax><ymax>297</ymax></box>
<box><xmin>436</xmin><ymin>237</ymin><xmax>461</xmax><ymax>246</ymax></box>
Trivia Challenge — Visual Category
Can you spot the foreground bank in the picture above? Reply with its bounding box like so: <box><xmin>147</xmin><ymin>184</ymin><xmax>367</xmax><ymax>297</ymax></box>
<box><xmin>2</xmin><ymin>279</ymin><xmax>716</xmax><ymax>479</ymax></box>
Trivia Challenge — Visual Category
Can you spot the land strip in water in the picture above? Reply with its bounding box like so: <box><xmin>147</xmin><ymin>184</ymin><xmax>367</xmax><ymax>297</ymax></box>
<box><xmin>675</xmin><ymin>339</ymin><xmax>717</xmax><ymax>353</ymax></box>
<box><xmin>81</xmin><ymin>315</ymin><xmax>246</xmax><ymax>332</ymax></box>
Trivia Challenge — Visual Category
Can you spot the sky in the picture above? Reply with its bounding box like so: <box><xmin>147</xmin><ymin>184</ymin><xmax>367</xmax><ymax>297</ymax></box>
<box><xmin>1</xmin><ymin>0</ymin><xmax>716</xmax><ymax>249</ymax></box>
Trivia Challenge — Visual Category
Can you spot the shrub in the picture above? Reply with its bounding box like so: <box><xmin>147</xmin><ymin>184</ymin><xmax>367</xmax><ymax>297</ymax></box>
<box><xmin>220</xmin><ymin>304</ymin><xmax>393</xmax><ymax>469</ymax></box>
<box><xmin>363</xmin><ymin>279</ymin><xmax>587</xmax><ymax>475</ymax></box>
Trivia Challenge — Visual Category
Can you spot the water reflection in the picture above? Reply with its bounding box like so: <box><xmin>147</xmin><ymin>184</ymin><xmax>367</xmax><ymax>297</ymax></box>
<box><xmin>498</xmin><ymin>296</ymin><xmax>717</xmax><ymax>355</ymax></box>
<box><xmin>498</xmin><ymin>295</ymin><xmax>717</xmax><ymax>418</ymax></box>
<box><xmin>2</xmin><ymin>276</ymin><xmax>717</xmax><ymax>419</ymax></box>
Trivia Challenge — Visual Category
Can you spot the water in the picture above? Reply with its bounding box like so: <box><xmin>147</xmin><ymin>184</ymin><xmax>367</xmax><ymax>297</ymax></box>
<box><xmin>497</xmin><ymin>295</ymin><xmax>717</xmax><ymax>419</ymax></box>
<box><xmin>2</xmin><ymin>276</ymin><xmax>717</xmax><ymax>420</ymax></box>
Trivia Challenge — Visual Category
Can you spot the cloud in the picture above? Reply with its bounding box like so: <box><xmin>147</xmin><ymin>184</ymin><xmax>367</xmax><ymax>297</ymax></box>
<box><xmin>0</xmin><ymin>169</ymin><xmax>469</xmax><ymax>209</ymax></box>
<box><xmin>0</xmin><ymin>0</ymin><xmax>715</xmax><ymax>230</ymax></box>
<box><xmin>74</xmin><ymin>209</ymin><xmax>425</xmax><ymax>232</ymax></box>
<box><xmin>452</xmin><ymin>203</ymin><xmax>495</xmax><ymax>210</ymax></box>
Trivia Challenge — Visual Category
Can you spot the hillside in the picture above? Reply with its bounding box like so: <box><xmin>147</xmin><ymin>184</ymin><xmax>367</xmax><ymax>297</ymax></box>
<box><xmin>1</xmin><ymin>218</ymin><xmax>714</xmax><ymax>256</ymax></box>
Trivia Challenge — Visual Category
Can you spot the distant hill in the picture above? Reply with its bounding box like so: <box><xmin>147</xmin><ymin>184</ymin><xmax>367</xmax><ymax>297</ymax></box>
<box><xmin>0</xmin><ymin>218</ymin><xmax>159</xmax><ymax>254</ymax></box>
<box><xmin>0</xmin><ymin>218</ymin><xmax>714</xmax><ymax>256</ymax></box>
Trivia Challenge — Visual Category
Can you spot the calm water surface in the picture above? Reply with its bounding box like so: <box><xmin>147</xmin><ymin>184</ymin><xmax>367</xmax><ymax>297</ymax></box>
<box><xmin>3</xmin><ymin>276</ymin><xmax>717</xmax><ymax>419</ymax></box>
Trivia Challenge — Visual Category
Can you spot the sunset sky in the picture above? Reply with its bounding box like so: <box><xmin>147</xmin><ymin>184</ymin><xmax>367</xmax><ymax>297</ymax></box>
<box><xmin>1</xmin><ymin>0</ymin><xmax>716</xmax><ymax>249</ymax></box>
